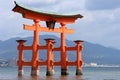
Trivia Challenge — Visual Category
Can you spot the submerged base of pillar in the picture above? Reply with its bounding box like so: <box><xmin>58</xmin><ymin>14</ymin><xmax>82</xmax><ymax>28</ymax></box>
<box><xmin>31</xmin><ymin>69</ymin><xmax>39</xmax><ymax>76</ymax></box>
<box><xmin>46</xmin><ymin>70</ymin><xmax>54</xmax><ymax>76</ymax></box>
<box><xmin>61</xmin><ymin>68</ymin><xmax>69</xmax><ymax>75</ymax></box>
<box><xmin>18</xmin><ymin>70</ymin><xmax>24</xmax><ymax>76</ymax></box>
<box><xmin>76</xmin><ymin>69</ymin><xmax>82</xmax><ymax>75</ymax></box>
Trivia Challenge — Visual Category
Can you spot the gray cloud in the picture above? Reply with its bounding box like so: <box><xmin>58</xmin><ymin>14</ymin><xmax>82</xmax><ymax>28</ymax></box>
<box><xmin>85</xmin><ymin>0</ymin><xmax>120</xmax><ymax>10</ymax></box>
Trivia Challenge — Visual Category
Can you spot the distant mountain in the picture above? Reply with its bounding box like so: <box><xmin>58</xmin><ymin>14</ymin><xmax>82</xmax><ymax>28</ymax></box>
<box><xmin>83</xmin><ymin>42</ymin><xmax>120</xmax><ymax>65</ymax></box>
<box><xmin>0</xmin><ymin>35</ymin><xmax>120</xmax><ymax>65</ymax></box>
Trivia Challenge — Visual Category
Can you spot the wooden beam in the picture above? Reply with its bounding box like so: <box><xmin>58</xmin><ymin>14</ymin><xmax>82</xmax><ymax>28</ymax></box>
<box><xmin>38</xmin><ymin>61</ymin><xmax>47</xmax><ymax>65</ymax></box>
<box><xmin>23</xmin><ymin>46</ymin><xmax>33</xmax><ymax>50</ymax></box>
<box><xmin>23</xmin><ymin>24</ymin><xmax>35</xmax><ymax>30</ymax></box>
<box><xmin>54</xmin><ymin>62</ymin><xmax>61</xmax><ymax>66</ymax></box>
<box><xmin>66</xmin><ymin>47</ymin><xmax>76</xmax><ymax>51</ymax></box>
<box><xmin>24</xmin><ymin>24</ymin><xmax>74</xmax><ymax>34</ymax></box>
<box><xmin>37</xmin><ymin>45</ymin><xmax>47</xmax><ymax>49</ymax></box>
<box><xmin>54</xmin><ymin>47</ymin><xmax>61</xmax><ymax>51</ymax></box>
<box><xmin>23</xmin><ymin>61</ymin><xmax>32</xmax><ymax>66</ymax></box>
<box><xmin>67</xmin><ymin>62</ymin><xmax>76</xmax><ymax>66</ymax></box>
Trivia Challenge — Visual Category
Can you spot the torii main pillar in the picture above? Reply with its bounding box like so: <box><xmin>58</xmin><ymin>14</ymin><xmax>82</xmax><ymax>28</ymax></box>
<box><xmin>60</xmin><ymin>23</ymin><xmax>68</xmax><ymax>75</ymax></box>
<box><xmin>31</xmin><ymin>20</ymin><xmax>40</xmax><ymax>76</ymax></box>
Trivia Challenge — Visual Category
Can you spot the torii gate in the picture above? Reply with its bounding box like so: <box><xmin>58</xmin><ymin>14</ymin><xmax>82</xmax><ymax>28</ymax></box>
<box><xmin>12</xmin><ymin>2</ymin><xmax>83</xmax><ymax>76</ymax></box>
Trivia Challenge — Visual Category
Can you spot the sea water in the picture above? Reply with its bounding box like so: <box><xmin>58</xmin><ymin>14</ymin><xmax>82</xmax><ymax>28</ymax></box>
<box><xmin>0</xmin><ymin>66</ymin><xmax>120</xmax><ymax>80</ymax></box>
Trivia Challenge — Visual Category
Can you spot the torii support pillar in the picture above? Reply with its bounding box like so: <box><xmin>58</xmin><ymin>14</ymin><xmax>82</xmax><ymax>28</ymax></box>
<box><xmin>16</xmin><ymin>40</ymin><xmax>26</xmax><ymax>76</ymax></box>
<box><xmin>45</xmin><ymin>38</ymin><xmax>55</xmax><ymax>76</ymax></box>
<box><xmin>74</xmin><ymin>40</ymin><xmax>83</xmax><ymax>75</ymax></box>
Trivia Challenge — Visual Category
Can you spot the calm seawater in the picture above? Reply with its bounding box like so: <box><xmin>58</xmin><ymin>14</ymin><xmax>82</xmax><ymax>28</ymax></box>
<box><xmin>0</xmin><ymin>66</ymin><xmax>120</xmax><ymax>80</ymax></box>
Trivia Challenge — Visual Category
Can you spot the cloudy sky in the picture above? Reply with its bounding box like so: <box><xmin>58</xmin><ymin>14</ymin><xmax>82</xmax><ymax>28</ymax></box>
<box><xmin>0</xmin><ymin>0</ymin><xmax>120</xmax><ymax>49</ymax></box>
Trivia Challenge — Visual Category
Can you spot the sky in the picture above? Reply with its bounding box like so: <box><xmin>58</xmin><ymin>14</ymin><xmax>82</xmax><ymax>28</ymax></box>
<box><xmin>0</xmin><ymin>0</ymin><xmax>120</xmax><ymax>49</ymax></box>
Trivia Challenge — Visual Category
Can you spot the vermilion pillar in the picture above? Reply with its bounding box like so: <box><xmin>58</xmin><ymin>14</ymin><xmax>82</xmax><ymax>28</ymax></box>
<box><xmin>16</xmin><ymin>40</ymin><xmax>26</xmax><ymax>76</ymax></box>
<box><xmin>60</xmin><ymin>23</ymin><xmax>69</xmax><ymax>75</ymax></box>
<box><xmin>31</xmin><ymin>19</ymin><xmax>40</xmax><ymax>76</ymax></box>
<box><xmin>74</xmin><ymin>40</ymin><xmax>83</xmax><ymax>75</ymax></box>
<box><xmin>45</xmin><ymin>38</ymin><xmax>55</xmax><ymax>76</ymax></box>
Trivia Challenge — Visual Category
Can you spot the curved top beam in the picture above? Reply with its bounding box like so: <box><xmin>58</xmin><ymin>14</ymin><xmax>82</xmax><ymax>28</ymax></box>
<box><xmin>12</xmin><ymin>1</ymin><xmax>83</xmax><ymax>23</ymax></box>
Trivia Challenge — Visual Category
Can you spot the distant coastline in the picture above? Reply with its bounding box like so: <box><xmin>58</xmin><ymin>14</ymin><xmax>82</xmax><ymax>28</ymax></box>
<box><xmin>0</xmin><ymin>58</ymin><xmax>120</xmax><ymax>68</ymax></box>
<box><xmin>83</xmin><ymin>62</ymin><xmax>120</xmax><ymax>67</ymax></box>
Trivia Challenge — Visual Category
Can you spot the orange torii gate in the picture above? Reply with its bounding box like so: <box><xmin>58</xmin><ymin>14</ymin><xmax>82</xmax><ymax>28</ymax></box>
<box><xmin>13</xmin><ymin>2</ymin><xmax>83</xmax><ymax>76</ymax></box>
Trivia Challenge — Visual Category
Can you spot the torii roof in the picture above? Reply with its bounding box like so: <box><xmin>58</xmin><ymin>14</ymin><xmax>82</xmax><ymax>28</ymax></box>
<box><xmin>12</xmin><ymin>2</ymin><xmax>83</xmax><ymax>23</ymax></box>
